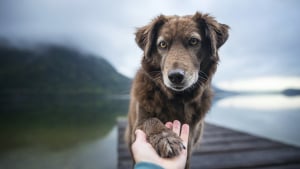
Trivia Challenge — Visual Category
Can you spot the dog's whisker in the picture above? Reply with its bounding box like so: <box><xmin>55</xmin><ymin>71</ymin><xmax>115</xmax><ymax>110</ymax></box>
<box><xmin>198</xmin><ymin>71</ymin><xmax>208</xmax><ymax>84</ymax></box>
<box><xmin>149</xmin><ymin>71</ymin><xmax>161</xmax><ymax>76</ymax></box>
<box><xmin>198</xmin><ymin>71</ymin><xmax>208</xmax><ymax>80</ymax></box>
<box><xmin>198</xmin><ymin>76</ymin><xmax>207</xmax><ymax>82</ymax></box>
<box><xmin>146</xmin><ymin>70</ymin><xmax>163</xmax><ymax>81</ymax></box>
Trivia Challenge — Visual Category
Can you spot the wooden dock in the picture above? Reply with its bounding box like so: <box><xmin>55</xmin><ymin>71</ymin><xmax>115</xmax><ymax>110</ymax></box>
<box><xmin>117</xmin><ymin>119</ymin><xmax>300</xmax><ymax>169</ymax></box>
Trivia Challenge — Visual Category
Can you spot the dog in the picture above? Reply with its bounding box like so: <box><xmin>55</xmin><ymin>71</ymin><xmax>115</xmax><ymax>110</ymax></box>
<box><xmin>125</xmin><ymin>12</ymin><xmax>229</xmax><ymax>169</ymax></box>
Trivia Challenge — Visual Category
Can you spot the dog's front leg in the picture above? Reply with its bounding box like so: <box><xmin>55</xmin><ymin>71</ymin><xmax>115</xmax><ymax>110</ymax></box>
<box><xmin>139</xmin><ymin>117</ymin><xmax>185</xmax><ymax>158</ymax></box>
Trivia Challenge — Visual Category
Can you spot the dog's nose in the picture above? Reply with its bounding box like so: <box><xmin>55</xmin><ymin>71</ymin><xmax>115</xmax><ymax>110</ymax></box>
<box><xmin>168</xmin><ymin>69</ymin><xmax>185</xmax><ymax>84</ymax></box>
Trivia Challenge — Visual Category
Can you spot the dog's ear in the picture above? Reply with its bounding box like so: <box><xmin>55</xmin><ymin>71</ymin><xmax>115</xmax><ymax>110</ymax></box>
<box><xmin>135</xmin><ymin>15</ymin><xmax>167</xmax><ymax>58</ymax></box>
<box><xmin>193</xmin><ymin>12</ymin><xmax>229</xmax><ymax>57</ymax></box>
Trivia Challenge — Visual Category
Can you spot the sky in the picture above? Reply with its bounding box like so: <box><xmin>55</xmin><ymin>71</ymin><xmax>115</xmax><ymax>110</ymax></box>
<box><xmin>0</xmin><ymin>0</ymin><xmax>300</xmax><ymax>91</ymax></box>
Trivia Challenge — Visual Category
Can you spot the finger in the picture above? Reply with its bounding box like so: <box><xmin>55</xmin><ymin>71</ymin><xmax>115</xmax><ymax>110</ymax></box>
<box><xmin>134</xmin><ymin>129</ymin><xmax>147</xmax><ymax>143</ymax></box>
<box><xmin>165</xmin><ymin>122</ymin><xmax>173</xmax><ymax>129</ymax></box>
<box><xmin>180</xmin><ymin>124</ymin><xmax>190</xmax><ymax>148</ymax></box>
<box><xmin>173</xmin><ymin>120</ymin><xmax>181</xmax><ymax>136</ymax></box>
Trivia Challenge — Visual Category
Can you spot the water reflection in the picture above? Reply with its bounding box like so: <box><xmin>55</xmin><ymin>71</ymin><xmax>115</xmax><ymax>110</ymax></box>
<box><xmin>0</xmin><ymin>127</ymin><xmax>117</xmax><ymax>169</ymax></box>
<box><xmin>206</xmin><ymin>94</ymin><xmax>300</xmax><ymax>147</ymax></box>
<box><xmin>0</xmin><ymin>94</ymin><xmax>128</xmax><ymax>169</ymax></box>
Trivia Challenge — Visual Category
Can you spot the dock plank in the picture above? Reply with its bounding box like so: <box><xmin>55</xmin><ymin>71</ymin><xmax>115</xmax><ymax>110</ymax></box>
<box><xmin>191</xmin><ymin>147</ymin><xmax>300</xmax><ymax>169</ymax></box>
<box><xmin>117</xmin><ymin>119</ymin><xmax>300</xmax><ymax>169</ymax></box>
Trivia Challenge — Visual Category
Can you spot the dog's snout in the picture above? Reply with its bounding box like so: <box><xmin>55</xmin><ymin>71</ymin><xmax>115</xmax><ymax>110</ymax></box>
<box><xmin>168</xmin><ymin>69</ymin><xmax>185</xmax><ymax>84</ymax></box>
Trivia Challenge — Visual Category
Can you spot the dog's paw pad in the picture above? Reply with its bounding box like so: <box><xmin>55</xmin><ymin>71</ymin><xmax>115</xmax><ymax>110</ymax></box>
<box><xmin>149</xmin><ymin>131</ymin><xmax>184</xmax><ymax>158</ymax></box>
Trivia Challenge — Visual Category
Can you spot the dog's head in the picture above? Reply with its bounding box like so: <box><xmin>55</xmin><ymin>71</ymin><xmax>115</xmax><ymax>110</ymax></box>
<box><xmin>136</xmin><ymin>12</ymin><xmax>229</xmax><ymax>92</ymax></box>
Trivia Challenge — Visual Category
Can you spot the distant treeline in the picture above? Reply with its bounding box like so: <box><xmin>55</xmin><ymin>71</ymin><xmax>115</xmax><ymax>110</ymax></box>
<box><xmin>0</xmin><ymin>43</ymin><xmax>131</xmax><ymax>95</ymax></box>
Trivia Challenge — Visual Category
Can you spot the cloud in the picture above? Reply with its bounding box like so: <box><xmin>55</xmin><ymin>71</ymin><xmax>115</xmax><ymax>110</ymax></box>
<box><xmin>217</xmin><ymin>76</ymin><xmax>300</xmax><ymax>92</ymax></box>
<box><xmin>211</xmin><ymin>0</ymin><xmax>300</xmax><ymax>82</ymax></box>
<box><xmin>0</xmin><ymin>0</ymin><xmax>299</xmax><ymax>81</ymax></box>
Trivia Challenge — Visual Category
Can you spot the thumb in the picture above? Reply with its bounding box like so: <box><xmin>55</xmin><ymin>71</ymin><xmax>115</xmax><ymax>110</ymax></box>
<box><xmin>135</xmin><ymin>129</ymin><xmax>147</xmax><ymax>143</ymax></box>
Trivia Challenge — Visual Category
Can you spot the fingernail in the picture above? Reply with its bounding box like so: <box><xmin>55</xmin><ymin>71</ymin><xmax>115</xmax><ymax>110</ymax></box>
<box><xmin>174</xmin><ymin>120</ymin><xmax>180</xmax><ymax>128</ymax></box>
<box><xmin>181</xmin><ymin>143</ymin><xmax>186</xmax><ymax>149</ymax></box>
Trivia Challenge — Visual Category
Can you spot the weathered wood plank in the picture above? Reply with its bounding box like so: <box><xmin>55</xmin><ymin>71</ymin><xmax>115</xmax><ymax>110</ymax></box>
<box><xmin>194</xmin><ymin>139</ymin><xmax>284</xmax><ymax>154</ymax></box>
<box><xmin>249</xmin><ymin>164</ymin><xmax>300</xmax><ymax>169</ymax></box>
<box><xmin>117</xmin><ymin>119</ymin><xmax>300</xmax><ymax>169</ymax></box>
<box><xmin>190</xmin><ymin>147</ymin><xmax>300</xmax><ymax>169</ymax></box>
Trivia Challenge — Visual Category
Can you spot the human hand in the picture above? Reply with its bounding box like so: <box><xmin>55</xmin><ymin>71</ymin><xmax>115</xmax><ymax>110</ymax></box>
<box><xmin>131</xmin><ymin>120</ymin><xmax>190</xmax><ymax>169</ymax></box>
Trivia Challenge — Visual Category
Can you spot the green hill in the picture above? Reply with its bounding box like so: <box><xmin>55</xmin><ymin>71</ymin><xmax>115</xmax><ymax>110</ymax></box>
<box><xmin>0</xmin><ymin>42</ymin><xmax>131</xmax><ymax>150</ymax></box>
<box><xmin>0</xmin><ymin>43</ymin><xmax>131</xmax><ymax>94</ymax></box>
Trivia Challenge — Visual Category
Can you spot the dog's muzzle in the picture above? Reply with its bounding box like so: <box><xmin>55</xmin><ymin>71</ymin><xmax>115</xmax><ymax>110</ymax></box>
<box><xmin>163</xmin><ymin>68</ymin><xmax>199</xmax><ymax>92</ymax></box>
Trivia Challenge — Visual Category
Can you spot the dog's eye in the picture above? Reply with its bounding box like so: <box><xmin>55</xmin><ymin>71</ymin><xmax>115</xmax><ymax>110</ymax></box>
<box><xmin>189</xmin><ymin>38</ymin><xmax>200</xmax><ymax>46</ymax></box>
<box><xmin>158</xmin><ymin>41</ymin><xmax>168</xmax><ymax>49</ymax></box>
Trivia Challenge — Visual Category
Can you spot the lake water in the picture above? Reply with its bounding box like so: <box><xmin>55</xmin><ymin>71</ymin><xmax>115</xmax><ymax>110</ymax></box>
<box><xmin>0</xmin><ymin>93</ymin><xmax>299</xmax><ymax>169</ymax></box>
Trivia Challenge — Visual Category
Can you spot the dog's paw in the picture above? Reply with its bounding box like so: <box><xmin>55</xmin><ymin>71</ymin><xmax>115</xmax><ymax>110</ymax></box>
<box><xmin>149</xmin><ymin>130</ymin><xmax>185</xmax><ymax>158</ymax></box>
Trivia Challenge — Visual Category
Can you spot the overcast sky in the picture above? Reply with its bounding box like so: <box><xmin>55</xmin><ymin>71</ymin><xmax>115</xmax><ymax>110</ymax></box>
<box><xmin>0</xmin><ymin>0</ymin><xmax>300</xmax><ymax>86</ymax></box>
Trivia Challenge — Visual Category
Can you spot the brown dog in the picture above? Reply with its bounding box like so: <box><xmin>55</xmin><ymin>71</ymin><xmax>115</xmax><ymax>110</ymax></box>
<box><xmin>126</xmin><ymin>12</ymin><xmax>229</xmax><ymax>169</ymax></box>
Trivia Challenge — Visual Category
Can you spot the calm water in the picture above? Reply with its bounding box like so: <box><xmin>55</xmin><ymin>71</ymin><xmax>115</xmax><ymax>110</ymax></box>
<box><xmin>207</xmin><ymin>94</ymin><xmax>300</xmax><ymax>147</ymax></box>
<box><xmin>0</xmin><ymin>93</ymin><xmax>299</xmax><ymax>169</ymax></box>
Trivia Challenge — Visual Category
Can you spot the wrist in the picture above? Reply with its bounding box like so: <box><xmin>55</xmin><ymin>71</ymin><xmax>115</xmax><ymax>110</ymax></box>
<box><xmin>135</xmin><ymin>161</ymin><xmax>164</xmax><ymax>169</ymax></box>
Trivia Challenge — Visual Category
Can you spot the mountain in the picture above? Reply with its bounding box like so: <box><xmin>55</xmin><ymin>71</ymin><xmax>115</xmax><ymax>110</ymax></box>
<box><xmin>0</xmin><ymin>43</ymin><xmax>131</xmax><ymax>95</ymax></box>
<box><xmin>282</xmin><ymin>89</ymin><xmax>300</xmax><ymax>96</ymax></box>
<box><xmin>212</xmin><ymin>85</ymin><xmax>237</xmax><ymax>101</ymax></box>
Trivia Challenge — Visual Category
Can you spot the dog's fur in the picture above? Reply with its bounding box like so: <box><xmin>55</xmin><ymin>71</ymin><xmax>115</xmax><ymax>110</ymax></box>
<box><xmin>126</xmin><ymin>12</ymin><xmax>229</xmax><ymax>169</ymax></box>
